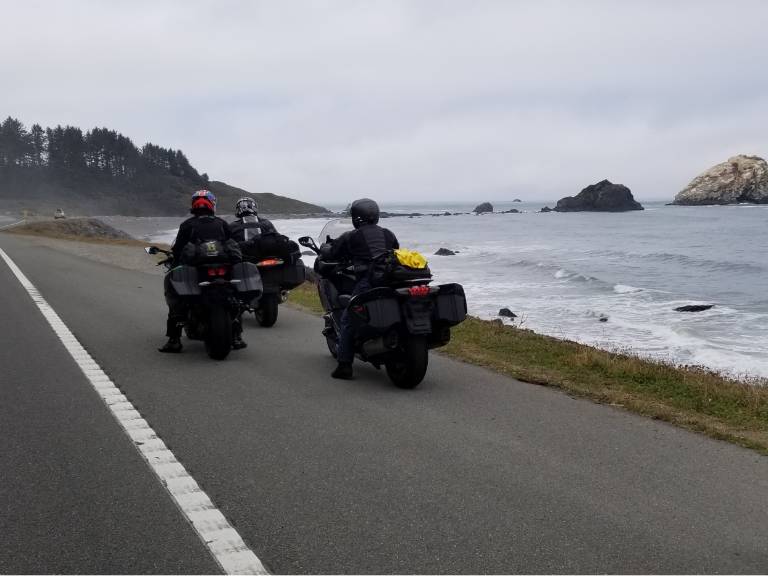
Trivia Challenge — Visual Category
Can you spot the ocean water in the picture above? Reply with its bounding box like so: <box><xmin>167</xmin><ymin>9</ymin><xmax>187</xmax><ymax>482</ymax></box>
<box><xmin>104</xmin><ymin>201</ymin><xmax>768</xmax><ymax>380</ymax></box>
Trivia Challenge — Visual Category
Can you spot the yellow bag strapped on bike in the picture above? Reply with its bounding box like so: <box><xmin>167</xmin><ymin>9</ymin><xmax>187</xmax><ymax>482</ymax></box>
<box><xmin>394</xmin><ymin>248</ymin><xmax>428</xmax><ymax>269</ymax></box>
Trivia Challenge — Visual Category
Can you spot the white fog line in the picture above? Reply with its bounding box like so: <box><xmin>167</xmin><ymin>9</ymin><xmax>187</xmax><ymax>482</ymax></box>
<box><xmin>0</xmin><ymin>248</ymin><xmax>268</xmax><ymax>575</ymax></box>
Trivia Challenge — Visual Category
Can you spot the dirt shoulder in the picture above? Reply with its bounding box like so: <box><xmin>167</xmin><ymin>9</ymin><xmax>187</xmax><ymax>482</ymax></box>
<box><xmin>2</xmin><ymin>227</ymin><xmax>167</xmax><ymax>275</ymax></box>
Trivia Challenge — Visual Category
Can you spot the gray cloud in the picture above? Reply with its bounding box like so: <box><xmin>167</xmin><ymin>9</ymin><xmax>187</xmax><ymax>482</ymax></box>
<box><xmin>2</xmin><ymin>0</ymin><xmax>766</xmax><ymax>203</ymax></box>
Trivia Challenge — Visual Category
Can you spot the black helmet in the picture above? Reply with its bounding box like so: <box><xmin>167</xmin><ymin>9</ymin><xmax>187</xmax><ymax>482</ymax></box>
<box><xmin>350</xmin><ymin>198</ymin><xmax>379</xmax><ymax>228</ymax></box>
<box><xmin>235</xmin><ymin>197</ymin><xmax>258</xmax><ymax>218</ymax></box>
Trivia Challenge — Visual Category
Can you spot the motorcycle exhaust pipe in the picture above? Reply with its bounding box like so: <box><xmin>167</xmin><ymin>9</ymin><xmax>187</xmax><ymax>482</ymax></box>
<box><xmin>362</xmin><ymin>330</ymin><xmax>399</xmax><ymax>357</ymax></box>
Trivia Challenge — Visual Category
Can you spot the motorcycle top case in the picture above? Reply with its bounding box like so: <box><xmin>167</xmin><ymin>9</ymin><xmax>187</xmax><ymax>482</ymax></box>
<box><xmin>351</xmin><ymin>287</ymin><xmax>401</xmax><ymax>330</ymax></box>
<box><xmin>169</xmin><ymin>265</ymin><xmax>202</xmax><ymax>296</ymax></box>
<box><xmin>231</xmin><ymin>262</ymin><xmax>263</xmax><ymax>296</ymax></box>
<box><xmin>433</xmin><ymin>283</ymin><xmax>467</xmax><ymax>326</ymax></box>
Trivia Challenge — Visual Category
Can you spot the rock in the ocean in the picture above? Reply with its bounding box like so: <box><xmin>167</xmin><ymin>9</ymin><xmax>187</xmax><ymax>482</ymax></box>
<box><xmin>502</xmin><ymin>208</ymin><xmax>520</xmax><ymax>214</ymax></box>
<box><xmin>555</xmin><ymin>180</ymin><xmax>643</xmax><ymax>212</ymax></box>
<box><xmin>473</xmin><ymin>202</ymin><xmax>493</xmax><ymax>214</ymax></box>
<box><xmin>673</xmin><ymin>155</ymin><xmax>768</xmax><ymax>205</ymax></box>
<box><xmin>513</xmin><ymin>198</ymin><xmax>522</xmax><ymax>202</ymax></box>
<box><xmin>540</xmin><ymin>206</ymin><xmax>553</xmax><ymax>213</ymax></box>
<box><xmin>498</xmin><ymin>308</ymin><xmax>517</xmax><ymax>318</ymax></box>
<box><xmin>435</xmin><ymin>247</ymin><xmax>457</xmax><ymax>256</ymax></box>
<box><xmin>674</xmin><ymin>304</ymin><xmax>714</xmax><ymax>312</ymax></box>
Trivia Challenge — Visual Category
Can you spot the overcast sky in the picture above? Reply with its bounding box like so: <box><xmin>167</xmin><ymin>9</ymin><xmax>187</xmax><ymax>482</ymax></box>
<box><xmin>2</xmin><ymin>0</ymin><xmax>766</xmax><ymax>204</ymax></box>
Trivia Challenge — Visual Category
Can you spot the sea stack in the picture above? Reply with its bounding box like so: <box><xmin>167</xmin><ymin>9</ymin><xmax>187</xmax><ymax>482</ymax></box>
<box><xmin>473</xmin><ymin>202</ymin><xmax>493</xmax><ymax>214</ymax></box>
<box><xmin>673</xmin><ymin>155</ymin><xmax>768</xmax><ymax>205</ymax></box>
<box><xmin>554</xmin><ymin>180</ymin><xmax>643</xmax><ymax>212</ymax></box>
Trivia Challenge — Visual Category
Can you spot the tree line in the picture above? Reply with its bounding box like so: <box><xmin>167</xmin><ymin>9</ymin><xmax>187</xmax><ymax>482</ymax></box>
<box><xmin>0</xmin><ymin>116</ymin><xmax>208</xmax><ymax>184</ymax></box>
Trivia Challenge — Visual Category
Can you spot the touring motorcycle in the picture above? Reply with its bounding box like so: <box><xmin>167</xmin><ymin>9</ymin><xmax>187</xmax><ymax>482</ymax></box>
<box><xmin>146</xmin><ymin>243</ymin><xmax>263</xmax><ymax>360</ymax></box>
<box><xmin>237</xmin><ymin>223</ymin><xmax>307</xmax><ymax>327</ymax></box>
<box><xmin>299</xmin><ymin>220</ymin><xmax>467</xmax><ymax>388</ymax></box>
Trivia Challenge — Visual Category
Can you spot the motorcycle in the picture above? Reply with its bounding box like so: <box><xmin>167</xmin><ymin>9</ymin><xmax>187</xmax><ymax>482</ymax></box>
<box><xmin>298</xmin><ymin>220</ymin><xmax>467</xmax><ymax>388</ymax></box>
<box><xmin>240</xmin><ymin>245</ymin><xmax>306</xmax><ymax>328</ymax></box>
<box><xmin>146</xmin><ymin>242</ymin><xmax>263</xmax><ymax>360</ymax></box>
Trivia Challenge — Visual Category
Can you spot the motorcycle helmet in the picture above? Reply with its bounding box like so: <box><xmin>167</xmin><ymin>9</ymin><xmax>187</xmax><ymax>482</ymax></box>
<box><xmin>350</xmin><ymin>198</ymin><xmax>380</xmax><ymax>228</ymax></box>
<box><xmin>191</xmin><ymin>189</ymin><xmax>216</xmax><ymax>214</ymax></box>
<box><xmin>235</xmin><ymin>197</ymin><xmax>258</xmax><ymax>218</ymax></box>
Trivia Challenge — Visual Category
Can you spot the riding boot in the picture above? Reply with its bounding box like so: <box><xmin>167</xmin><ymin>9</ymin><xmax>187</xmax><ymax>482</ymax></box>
<box><xmin>232</xmin><ymin>316</ymin><xmax>247</xmax><ymax>350</ymax></box>
<box><xmin>160</xmin><ymin>318</ymin><xmax>183</xmax><ymax>353</ymax></box>
<box><xmin>331</xmin><ymin>362</ymin><xmax>353</xmax><ymax>380</ymax></box>
<box><xmin>158</xmin><ymin>337</ymin><xmax>183</xmax><ymax>353</ymax></box>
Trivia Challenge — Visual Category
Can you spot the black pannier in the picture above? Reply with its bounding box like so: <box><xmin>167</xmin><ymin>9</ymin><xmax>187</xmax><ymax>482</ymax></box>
<box><xmin>433</xmin><ymin>283</ymin><xmax>467</xmax><ymax>326</ymax></box>
<box><xmin>231</xmin><ymin>262</ymin><xmax>263</xmax><ymax>295</ymax></box>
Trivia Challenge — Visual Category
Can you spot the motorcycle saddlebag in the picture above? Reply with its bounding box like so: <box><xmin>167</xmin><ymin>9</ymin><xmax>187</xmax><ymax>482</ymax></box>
<box><xmin>433</xmin><ymin>283</ymin><xmax>467</xmax><ymax>326</ymax></box>
<box><xmin>279</xmin><ymin>259</ymin><xmax>307</xmax><ymax>289</ymax></box>
<box><xmin>352</xmin><ymin>288</ymin><xmax>401</xmax><ymax>330</ymax></box>
<box><xmin>259</xmin><ymin>259</ymin><xmax>306</xmax><ymax>292</ymax></box>
<box><xmin>169</xmin><ymin>265</ymin><xmax>202</xmax><ymax>296</ymax></box>
<box><xmin>231</xmin><ymin>262</ymin><xmax>263</xmax><ymax>296</ymax></box>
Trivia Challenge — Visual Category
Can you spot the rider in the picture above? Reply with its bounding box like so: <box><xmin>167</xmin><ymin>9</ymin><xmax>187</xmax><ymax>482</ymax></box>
<box><xmin>158</xmin><ymin>190</ymin><xmax>243</xmax><ymax>353</ymax></box>
<box><xmin>229</xmin><ymin>197</ymin><xmax>277</xmax><ymax>241</ymax></box>
<box><xmin>326</xmin><ymin>198</ymin><xmax>399</xmax><ymax>380</ymax></box>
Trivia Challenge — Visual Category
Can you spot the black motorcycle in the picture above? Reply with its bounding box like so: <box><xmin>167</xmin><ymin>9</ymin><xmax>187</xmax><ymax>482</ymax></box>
<box><xmin>146</xmin><ymin>243</ymin><xmax>263</xmax><ymax>360</ymax></box>
<box><xmin>299</xmin><ymin>220</ymin><xmax>467</xmax><ymax>388</ymax></box>
<box><xmin>239</xmin><ymin>239</ymin><xmax>306</xmax><ymax>327</ymax></box>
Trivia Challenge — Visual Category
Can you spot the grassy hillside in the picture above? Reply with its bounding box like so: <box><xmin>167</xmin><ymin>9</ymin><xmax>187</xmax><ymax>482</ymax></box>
<box><xmin>0</xmin><ymin>170</ymin><xmax>328</xmax><ymax>217</ymax></box>
<box><xmin>208</xmin><ymin>181</ymin><xmax>329</xmax><ymax>214</ymax></box>
<box><xmin>0</xmin><ymin>116</ymin><xmax>329</xmax><ymax>217</ymax></box>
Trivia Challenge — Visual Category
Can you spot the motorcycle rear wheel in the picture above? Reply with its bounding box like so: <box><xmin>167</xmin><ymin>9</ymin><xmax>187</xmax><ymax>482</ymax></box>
<box><xmin>385</xmin><ymin>336</ymin><xmax>428</xmax><ymax>389</ymax></box>
<box><xmin>205</xmin><ymin>305</ymin><xmax>232</xmax><ymax>360</ymax></box>
<box><xmin>255</xmin><ymin>294</ymin><xmax>279</xmax><ymax>327</ymax></box>
<box><xmin>325</xmin><ymin>334</ymin><xmax>339</xmax><ymax>358</ymax></box>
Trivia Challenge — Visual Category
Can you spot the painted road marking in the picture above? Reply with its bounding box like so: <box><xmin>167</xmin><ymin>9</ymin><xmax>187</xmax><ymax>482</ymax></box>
<box><xmin>0</xmin><ymin>248</ymin><xmax>268</xmax><ymax>575</ymax></box>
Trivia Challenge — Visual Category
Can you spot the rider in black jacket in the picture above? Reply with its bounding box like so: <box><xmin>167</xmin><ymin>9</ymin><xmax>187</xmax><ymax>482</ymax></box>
<box><xmin>229</xmin><ymin>197</ymin><xmax>277</xmax><ymax>241</ymax></box>
<box><xmin>158</xmin><ymin>190</ymin><xmax>238</xmax><ymax>353</ymax></box>
<box><xmin>327</xmin><ymin>198</ymin><xmax>399</xmax><ymax>379</ymax></box>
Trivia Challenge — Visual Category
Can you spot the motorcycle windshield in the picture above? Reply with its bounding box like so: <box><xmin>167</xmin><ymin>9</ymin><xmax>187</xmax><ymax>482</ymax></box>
<box><xmin>317</xmin><ymin>218</ymin><xmax>353</xmax><ymax>244</ymax></box>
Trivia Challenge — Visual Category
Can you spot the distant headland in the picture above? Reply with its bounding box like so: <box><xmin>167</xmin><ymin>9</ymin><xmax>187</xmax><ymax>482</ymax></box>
<box><xmin>0</xmin><ymin>116</ymin><xmax>329</xmax><ymax>217</ymax></box>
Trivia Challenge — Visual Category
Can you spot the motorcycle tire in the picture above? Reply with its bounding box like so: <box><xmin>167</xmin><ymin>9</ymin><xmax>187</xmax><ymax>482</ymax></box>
<box><xmin>385</xmin><ymin>335</ymin><xmax>428</xmax><ymax>389</ymax></box>
<box><xmin>205</xmin><ymin>305</ymin><xmax>232</xmax><ymax>360</ymax></box>
<box><xmin>326</xmin><ymin>334</ymin><xmax>339</xmax><ymax>359</ymax></box>
<box><xmin>255</xmin><ymin>294</ymin><xmax>279</xmax><ymax>327</ymax></box>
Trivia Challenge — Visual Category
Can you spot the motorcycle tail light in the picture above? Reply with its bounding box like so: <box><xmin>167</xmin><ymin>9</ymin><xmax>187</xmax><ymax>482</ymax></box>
<box><xmin>351</xmin><ymin>304</ymin><xmax>369</xmax><ymax>320</ymax></box>
<box><xmin>408</xmin><ymin>285</ymin><xmax>430</xmax><ymax>297</ymax></box>
<box><xmin>207</xmin><ymin>266</ymin><xmax>229</xmax><ymax>277</ymax></box>
<box><xmin>258</xmin><ymin>258</ymin><xmax>283</xmax><ymax>267</ymax></box>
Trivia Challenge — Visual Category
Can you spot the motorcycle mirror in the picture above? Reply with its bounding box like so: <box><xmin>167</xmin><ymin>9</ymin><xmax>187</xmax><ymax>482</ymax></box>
<box><xmin>298</xmin><ymin>236</ymin><xmax>318</xmax><ymax>251</ymax></box>
<box><xmin>145</xmin><ymin>246</ymin><xmax>159</xmax><ymax>255</ymax></box>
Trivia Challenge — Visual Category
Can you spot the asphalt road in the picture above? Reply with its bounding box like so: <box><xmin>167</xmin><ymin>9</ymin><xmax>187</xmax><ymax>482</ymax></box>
<box><xmin>1</xmin><ymin>233</ymin><xmax>767</xmax><ymax>574</ymax></box>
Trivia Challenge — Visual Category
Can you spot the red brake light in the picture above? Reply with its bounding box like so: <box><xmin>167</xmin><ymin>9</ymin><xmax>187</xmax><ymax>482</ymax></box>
<box><xmin>206</xmin><ymin>266</ymin><xmax>229</xmax><ymax>277</ymax></box>
<box><xmin>257</xmin><ymin>258</ymin><xmax>283</xmax><ymax>267</ymax></box>
<box><xmin>408</xmin><ymin>285</ymin><xmax>430</xmax><ymax>297</ymax></box>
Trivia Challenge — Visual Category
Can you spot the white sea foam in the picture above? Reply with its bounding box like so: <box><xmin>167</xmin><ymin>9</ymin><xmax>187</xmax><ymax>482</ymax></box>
<box><xmin>613</xmin><ymin>284</ymin><xmax>643</xmax><ymax>294</ymax></box>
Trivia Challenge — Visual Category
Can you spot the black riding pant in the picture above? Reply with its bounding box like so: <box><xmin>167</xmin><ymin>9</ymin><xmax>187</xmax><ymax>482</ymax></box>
<box><xmin>164</xmin><ymin>274</ymin><xmax>187</xmax><ymax>338</ymax></box>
